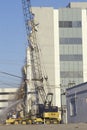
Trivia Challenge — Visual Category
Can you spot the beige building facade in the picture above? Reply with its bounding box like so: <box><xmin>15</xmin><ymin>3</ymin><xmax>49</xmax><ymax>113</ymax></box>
<box><xmin>32</xmin><ymin>2</ymin><xmax>87</xmax><ymax>109</ymax></box>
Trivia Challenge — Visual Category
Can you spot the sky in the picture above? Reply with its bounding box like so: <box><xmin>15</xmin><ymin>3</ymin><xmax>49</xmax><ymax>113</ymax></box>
<box><xmin>0</xmin><ymin>0</ymin><xmax>86</xmax><ymax>88</ymax></box>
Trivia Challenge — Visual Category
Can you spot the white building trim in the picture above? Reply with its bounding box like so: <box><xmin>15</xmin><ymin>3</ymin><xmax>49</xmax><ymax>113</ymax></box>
<box><xmin>54</xmin><ymin>9</ymin><xmax>61</xmax><ymax>108</ymax></box>
<box><xmin>82</xmin><ymin>9</ymin><xmax>87</xmax><ymax>82</ymax></box>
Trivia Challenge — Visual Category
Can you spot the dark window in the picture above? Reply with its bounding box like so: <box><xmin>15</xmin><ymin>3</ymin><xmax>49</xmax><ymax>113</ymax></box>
<box><xmin>60</xmin><ymin>71</ymin><xmax>83</xmax><ymax>78</ymax></box>
<box><xmin>59</xmin><ymin>21</ymin><xmax>72</xmax><ymax>28</ymax></box>
<box><xmin>59</xmin><ymin>21</ymin><xmax>81</xmax><ymax>28</ymax></box>
<box><xmin>60</xmin><ymin>38</ymin><xmax>82</xmax><ymax>44</ymax></box>
<box><xmin>72</xmin><ymin>21</ymin><xmax>81</xmax><ymax>27</ymax></box>
<box><xmin>0</xmin><ymin>100</ymin><xmax>8</xmax><ymax>102</ymax></box>
<box><xmin>60</xmin><ymin>55</ymin><xmax>82</xmax><ymax>61</ymax></box>
<box><xmin>0</xmin><ymin>92</ymin><xmax>16</xmax><ymax>95</ymax></box>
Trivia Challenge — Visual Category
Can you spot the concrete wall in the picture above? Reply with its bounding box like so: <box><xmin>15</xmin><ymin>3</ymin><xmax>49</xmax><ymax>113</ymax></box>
<box><xmin>69</xmin><ymin>2</ymin><xmax>87</xmax><ymax>8</ymax></box>
<box><xmin>32</xmin><ymin>7</ymin><xmax>61</xmax><ymax>107</ymax></box>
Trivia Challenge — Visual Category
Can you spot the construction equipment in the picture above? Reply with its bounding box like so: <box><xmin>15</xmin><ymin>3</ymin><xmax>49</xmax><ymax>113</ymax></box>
<box><xmin>21</xmin><ymin>0</ymin><xmax>61</xmax><ymax>124</ymax></box>
<box><xmin>5</xmin><ymin>0</ymin><xmax>61</xmax><ymax>125</ymax></box>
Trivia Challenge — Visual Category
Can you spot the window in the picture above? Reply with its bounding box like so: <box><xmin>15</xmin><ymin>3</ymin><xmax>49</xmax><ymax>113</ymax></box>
<box><xmin>70</xmin><ymin>98</ymin><xmax>76</xmax><ymax>116</ymax></box>
<box><xmin>60</xmin><ymin>55</ymin><xmax>82</xmax><ymax>61</ymax></box>
<box><xmin>60</xmin><ymin>71</ymin><xmax>83</xmax><ymax>78</ymax></box>
<box><xmin>59</xmin><ymin>21</ymin><xmax>81</xmax><ymax>28</ymax></box>
<box><xmin>59</xmin><ymin>21</ymin><xmax>72</xmax><ymax>28</ymax></box>
<box><xmin>60</xmin><ymin>38</ymin><xmax>82</xmax><ymax>44</ymax></box>
<box><xmin>72</xmin><ymin>21</ymin><xmax>81</xmax><ymax>27</ymax></box>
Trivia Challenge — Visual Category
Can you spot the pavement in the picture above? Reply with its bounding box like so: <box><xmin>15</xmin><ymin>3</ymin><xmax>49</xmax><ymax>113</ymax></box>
<box><xmin>0</xmin><ymin>123</ymin><xmax>87</xmax><ymax>130</ymax></box>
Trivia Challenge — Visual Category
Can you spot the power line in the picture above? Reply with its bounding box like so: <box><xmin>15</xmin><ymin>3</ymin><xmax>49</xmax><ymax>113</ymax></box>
<box><xmin>0</xmin><ymin>71</ymin><xmax>22</xmax><ymax>79</ymax></box>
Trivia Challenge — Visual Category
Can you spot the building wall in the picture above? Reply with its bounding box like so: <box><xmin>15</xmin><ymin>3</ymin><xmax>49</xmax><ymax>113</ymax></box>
<box><xmin>69</xmin><ymin>2</ymin><xmax>87</xmax><ymax>8</ymax></box>
<box><xmin>32</xmin><ymin>7</ymin><xmax>61</xmax><ymax>107</ymax></box>
<box><xmin>32</xmin><ymin>3</ymin><xmax>87</xmax><ymax>110</ymax></box>
<box><xmin>66</xmin><ymin>82</ymin><xmax>87</xmax><ymax>123</ymax></box>
<box><xmin>0</xmin><ymin>88</ymin><xmax>18</xmax><ymax>113</ymax></box>
<box><xmin>32</xmin><ymin>7</ymin><xmax>55</xmax><ymax>85</ymax></box>
<box><xmin>59</xmin><ymin>8</ymin><xmax>83</xmax><ymax>94</ymax></box>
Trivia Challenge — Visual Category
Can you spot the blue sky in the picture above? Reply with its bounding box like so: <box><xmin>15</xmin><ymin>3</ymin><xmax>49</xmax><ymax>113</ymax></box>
<box><xmin>31</xmin><ymin>0</ymin><xmax>87</xmax><ymax>8</ymax></box>
<box><xmin>0</xmin><ymin>0</ymin><xmax>86</xmax><ymax>88</ymax></box>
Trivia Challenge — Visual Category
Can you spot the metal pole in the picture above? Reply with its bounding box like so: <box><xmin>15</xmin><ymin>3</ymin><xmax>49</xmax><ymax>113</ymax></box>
<box><xmin>60</xmin><ymin>84</ymin><xmax>63</xmax><ymax>124</ymax></box>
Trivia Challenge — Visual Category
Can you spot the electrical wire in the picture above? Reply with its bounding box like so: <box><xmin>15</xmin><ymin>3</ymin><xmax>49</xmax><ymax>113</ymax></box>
<box><xmin>0</xmin><ymin>71</ymin><xmax>22</xmax><ymax>79</ymax></box>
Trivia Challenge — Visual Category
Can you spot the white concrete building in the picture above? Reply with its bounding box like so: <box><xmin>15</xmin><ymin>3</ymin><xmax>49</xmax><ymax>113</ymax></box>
<box><xmin>32</xmin><ymin>2</ymin><xmax>87</xmax><ymax>109</ymax></box>
<box><xmin>0</xmin><ymin>88</ymin><xmax>18</xmax><ymax>113</ymax></box>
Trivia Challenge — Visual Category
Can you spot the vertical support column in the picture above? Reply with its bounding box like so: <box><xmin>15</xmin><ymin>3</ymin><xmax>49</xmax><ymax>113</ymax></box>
<box><xmin>26</xmin><ymin>46</ymin><xmax>32</xmax><ymax>113</ymax></box>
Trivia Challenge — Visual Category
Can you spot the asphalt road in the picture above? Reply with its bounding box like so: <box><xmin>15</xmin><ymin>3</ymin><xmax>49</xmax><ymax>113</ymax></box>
<box><xmin>0</xmin><ymin>123</ymin><xmax>87</xmax><ymax>130</ymax></box>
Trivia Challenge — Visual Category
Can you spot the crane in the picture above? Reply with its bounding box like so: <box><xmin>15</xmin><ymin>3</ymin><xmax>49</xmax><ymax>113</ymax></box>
<box><xmin>4</xmin><ymin>0</ymin><xmax>61</xmax><ymax>125</ymax></box>
<box><xmin>21</xmin><ymin>0</ymin><xmax>53</xmax><ymax>118</ymax></box>
<box><xmin>14</xmin><ymin>0</ymin><xmax>61</xmax><ymax>124</ymax></box>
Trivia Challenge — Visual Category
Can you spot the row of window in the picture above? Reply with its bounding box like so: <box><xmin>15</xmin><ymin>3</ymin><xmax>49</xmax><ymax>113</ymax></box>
<box><xmin>60</xmin><ymin>55</ymin><xmax>82</xmax><ymax>61</ymax></box>
<box><xmin>60</xmin><ymin>71</ymin><xmax>83</xmax><ymax>78</ymax></box>
<box><xmin>60</xmin><ymin>38</ymin><xmax>82</xmax><ymax>44</ymax></box>
<box><xmin>59</xmin><ymin>21</ymin><xmax>81</xmax><ymax>28</ymax></box>
<box><xmin>0</xmin><ymin>92</ymin><xmax>16</xmax><ymax>95</ymax></box>
<box><xmin>0</xmin><ymin>100</ymin><xmax>9</xmax><ymax>102</ymax></box>
<box><xmin>60</xmin><ymin>62</ymin><xmax>83</xmax><ymax>72</ymax></box>
<box><xmin>60</xmin><ymin>45</ymin><xmax>82</xmax><ymax>55</ymax></box>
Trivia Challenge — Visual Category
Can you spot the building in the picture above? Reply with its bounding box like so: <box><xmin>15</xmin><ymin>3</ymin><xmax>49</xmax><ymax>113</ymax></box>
<box><xmin>0</xmin><ymin>88</ymin><xmax>18</xmax><ymax>113</ymax></box>
<box><xmin>66</xmin><ymin>82</ymin><xmax>87</xmax><ymax>123</ymax></box>
<box><xmin>32</xmin><ymin>2</ymin><xmax>87</xmax><ymax>110</ymax></box>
